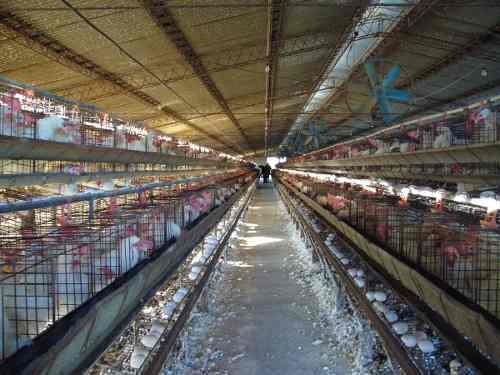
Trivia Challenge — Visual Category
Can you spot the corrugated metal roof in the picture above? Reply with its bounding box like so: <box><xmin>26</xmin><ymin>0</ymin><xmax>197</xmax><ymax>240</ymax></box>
<box><xmin>0</xmin><ymin>1</ymin><xmax>498</xmax><ymax>155</ymax></box>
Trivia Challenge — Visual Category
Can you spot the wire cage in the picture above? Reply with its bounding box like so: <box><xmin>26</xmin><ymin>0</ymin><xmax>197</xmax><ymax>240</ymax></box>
<box><xmin>0</xmin><ymin>80</ymin><xmax>248</xmax><ymax>168</ymax></box>
<box><xmin>282</xmin><ymin>173</ymin><xmax>500</xmax><ymax>322</ymax></box>
<box><xmin>286</xmin><ymin>99</ymin><xmax>500</xmax><ymax>167</ymax></box>
<box><xmin>0</xmin><ymin>172</ymin><xmax>249</xmax><ymax>360</ymax></box>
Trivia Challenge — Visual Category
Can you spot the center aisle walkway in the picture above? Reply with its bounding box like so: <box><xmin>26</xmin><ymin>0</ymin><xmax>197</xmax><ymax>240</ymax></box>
<box><xmin>188</xmin><ymin>184</ymin><xmax>352</xmax><ymax>375</ymax></box>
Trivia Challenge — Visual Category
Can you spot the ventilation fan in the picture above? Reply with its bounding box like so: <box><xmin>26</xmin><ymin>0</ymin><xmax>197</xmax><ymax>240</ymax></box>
<box><xmin>346</xmin><ymin>59</ymin><xmax>414</xmax><ymax>125</ymax></box>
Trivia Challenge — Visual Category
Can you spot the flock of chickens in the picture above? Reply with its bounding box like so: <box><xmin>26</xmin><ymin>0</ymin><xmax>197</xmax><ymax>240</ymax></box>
<box><xmin>288</xmin><ymin>105</ymin><xmax>497</xmax><ymax>163</ymax></box>
<box><xmin>0</xmin><ymin>175</ymin><xmax>249</xmax><ymax>360</ymax></box>
<box><xmin>279</xmin><ymin>170</ymin><xmax>500</xmax><ymax>321</ymax></box>
<box><xmin>0</xmin><ymin>90</ymin><xmax>243</xmax><ymax>163</ymax></box>
<box><xmin>281</xmin><ymin>186</ymin><xmax>466</xmax><ymax>373</ymax></box>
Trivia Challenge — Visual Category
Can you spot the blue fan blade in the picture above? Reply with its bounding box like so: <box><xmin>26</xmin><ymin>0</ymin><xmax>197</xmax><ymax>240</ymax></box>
<box><xmin>383</xmin><ymin>65</ymin><xmax>401</xmax><ymax>88</ymax></box>
<box><xmin>384</xmin><ymin>88</ymin><xmax>412</xmax><ymax>103</ymax></box>
<box><xmin>364</xmin><ymin>62</ymin><xmax>380</xmax><ymax>88</ymax></box>
<box><xmin>377</xmin><ymin>95</ymin><xmax>396</xmax><ymax>123</ymax></box>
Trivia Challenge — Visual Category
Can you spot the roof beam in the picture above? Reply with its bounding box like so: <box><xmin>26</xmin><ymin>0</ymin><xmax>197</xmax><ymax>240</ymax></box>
<box><xmin>304</xmin><ymin>0</ymin><xmax>439</xmax><ymax>132</ymax></box>
<box><xmin>143</xmin><ymin>0</ymin><xmax>254</xmax><ymax>152</ymax></box>
<box><xmin>277</xmin><ymin>1</ymin><xmax>371</xmax><ymax>150</ymax></box>
<box><xmin>372</xmin><ymin>21</ymin><xmax>500</xmax><ymax>125</ymax></box>
<box><xmin>319</xmin><ymin>0</ymin><xmax>439</xmax><ymax>116</ymax></box>
<box><xmin>398</xmin><ymin>20</ymin><xmax>500</xmax><ymax>88</ymax></box>
<box><xmin>265</xmin><ymin>0</ymin><xmax>287</xmax><ymax>157</ymax></box>
<box><xmin>58</xmin><ymin>30</ymin><xmax>335</xmax><ymax>103</ymax></box>
<box><xmin>0</xmin><ymin>10</ymin><xmax>239</xmax><ymax>154</ymax></box>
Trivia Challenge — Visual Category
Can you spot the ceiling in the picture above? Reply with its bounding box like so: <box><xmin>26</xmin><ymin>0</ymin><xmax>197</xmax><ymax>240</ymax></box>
<box><xmin>0</xmin><ymin>0</ymin><xmax>499</xmax><ymax>158</ymax></box>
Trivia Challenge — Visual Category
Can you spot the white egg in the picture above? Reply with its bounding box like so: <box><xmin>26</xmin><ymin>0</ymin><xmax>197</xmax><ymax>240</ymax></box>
<box><xmin>374</xmin><ymin>291</ymin><xmax>387</xmax><ymax>302</ymax></box>
<box><xmin>191</xmin><ymin>266</ymin><xmax>202</xmax><ymax>274</ymax></box>
<box><xmin>354</xmin><ymin>277</ymin><xmax>365</xmax><ymax>288</ymax></box>
<box><xmin>401</xmin><ymin>334</ymin><xmax>417</xmax><ymax>348</ymax></box>
<box><xmin>141</xmin><ymin>334</ymin><xmax>159</xmax><ymax>348</ymax></box>
<box><xmin>130</xmin><ymin>346</ymin><xmax>149</xmax><ymax>368</ymax></box>
<box><xmin>384</xmin><ymin>311</ymin><xmax>398</xmax><ymax>323</ymax></box>
<box><xmin>130</xmin><ymin>352</ymin><xmax>146</xmax><ymax>369</ymax></box>
<box><xmin>417</xmin><ymin>340</ymin><xmax>435</xmax><ymax>353</ymax></box>
<box><xmin>365</xmin><ymin>291</ymin><xmax>376</xmax><ymax>301</ymax></box>
<box><xmin>163</xmin><ymin>302</ymin><xmax>177</xmax><ymax>318</ymax></box>
<box><xmin>133</xmin><ymin>346</ymin><xmax>149</xmax><ymax>356</ymax></box>
<box><xmin>340</xmin><ymin>258</ymin><xmax>350</xmax><ymax>265</ymax></box>
<box><xmin>151</xmin><ymin>320</ymin><xmax>166</xmax><ymax>335</ymax></box>
<box><xmin>173</xmin><ymin>288</ymin><xmax>189</xmax><ymax>303</ymax></box>
<box><xmin>392</xmin><ymin>322</ymin><xmax>409</xmax><ymax>335</ymax></box>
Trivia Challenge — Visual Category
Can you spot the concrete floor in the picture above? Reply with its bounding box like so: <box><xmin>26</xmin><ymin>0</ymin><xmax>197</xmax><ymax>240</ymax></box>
<box><xmin>195</xmin><ymin>184</ymin><xmax>351</xmax><ymax>374</ymax></box>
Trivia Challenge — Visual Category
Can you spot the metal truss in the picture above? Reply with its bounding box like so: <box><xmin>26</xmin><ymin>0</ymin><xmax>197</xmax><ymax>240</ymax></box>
<box><xmin>142</xmin><ymin>0</ymin><xmax>255</xmax><ymax>152</ymax></box>
<box><xmin>321</xmin><ymin>0</ymin><xmax>438</xmax><ymax>119</ymax></box>
<box><xmin>0</xmin><ymin>10</ymin><xmax>240</xmax><ymax>153</ymax></box>
<box><xmin>265</xmin><ymin>0</ymin><xmax>286</xmax><ymax>157</ymax></box>
<box><xmin>56</xmin><ymin>30</ymin><xmax>335</xmax><ymax>104</ymax></box>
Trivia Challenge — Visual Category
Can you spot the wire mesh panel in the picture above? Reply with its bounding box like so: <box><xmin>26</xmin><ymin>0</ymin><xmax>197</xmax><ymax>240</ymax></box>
<box><xmin>286</xmin><ymin>100</ymin><xmax>500</xmax><ymax>166</ymax></box>
<box><xmin>0</xmin><ymin>172</ymin><xmax>251</xmax><ymax>360</ymax></box>
<box><xmin>281</xmin><ymin>173</ymin><xmax>500</xmax><ymax>322</ymax></box>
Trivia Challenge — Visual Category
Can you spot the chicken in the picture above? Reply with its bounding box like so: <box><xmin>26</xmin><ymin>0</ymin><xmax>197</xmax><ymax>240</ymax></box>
<box><xmin>433</xmin><ymin>126</ymin><xmax>452</xmax><ymax>149</ymax></box>
<box><xmin>55</xmin><ymin>245</ymin><xmax>91</xmax><ymax>316</ymax></box>
<box><xmin>1</xmin><ymin>260</ymin><xmax>53</xmax><ymax>340</ymax></box>
<box><xmin>92</xmin><ymin>232</ymin><xmax>142</xmax><ymax>292</ymax></box>
<box><xmin>37</xmin><ymin>116</ymin><xmax>79</xmax><ymax>143</ymax></box>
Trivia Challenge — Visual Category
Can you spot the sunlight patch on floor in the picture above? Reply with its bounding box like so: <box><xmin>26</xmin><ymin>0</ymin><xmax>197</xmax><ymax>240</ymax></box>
<box><xmin>226</xmin><ymin>260</ymin><xmax>254</xmax><ymax>268</ymax></box>
<box><xmin>242</xmin><ymin>236</ymin><xmax>284</xmax><ymax>247</ymax></box>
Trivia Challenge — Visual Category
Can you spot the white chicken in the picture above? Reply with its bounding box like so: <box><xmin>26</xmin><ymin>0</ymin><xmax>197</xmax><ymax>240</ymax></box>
<box><xmin>92</xmin><ymin>234</ymin><xmax>142</xmax><ymax>292</ymax></box>
<box><xmin>55</xmin><ymin>245</ymin><xmax>91</xmax><ymax>317</ymax></box>
<box><xmin>37</xmin><ymin>116</ymin><xmax>64</xmax><ymax>141</ymax></box>
<box><xmin>37</xmin><ymin>116</ymin><xmax>79</xmax><ymax>143</ymax></box>
<box><xmin>165</xmin><ymin>220</ymin><xmax>182</xmax><ymax>241</ymax></box>
<box><xmin>1</xmin><ymin>261</ymin><xmax>53</xmax><ymax>339</ymax></box>
<box><xmin>433</xmin><ymin>126</ymin><xmax>452</xmax><ymax>148</ymax></box>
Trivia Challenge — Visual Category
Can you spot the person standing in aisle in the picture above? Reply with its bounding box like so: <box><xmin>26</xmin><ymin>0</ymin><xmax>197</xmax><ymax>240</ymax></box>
<box><xmin>262</xmin><ymin>163</ymin><xmax>271</xmax><ymax>183</ymax></box>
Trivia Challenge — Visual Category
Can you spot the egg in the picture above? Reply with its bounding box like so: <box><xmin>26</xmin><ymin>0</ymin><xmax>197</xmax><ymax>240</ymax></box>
<box><xmin>130</xmin><ymin>352</ymin><xmax>146</xmax><ymax>369</ymax></box>
<box><xmin>141</xmin><ymin>334</ymin><xmax>160</xmax><ymax>348</ymax></box>
<box><xmin>392</xmin><ymin>322</ymin><xmax>408</xmax><ymax>335</ymax></box>
<box><xmin>354</xmin><ymin>277</ymin><xmax>365</xmax><ymax>288</ymax></box>
<box><xmin>173</xmin><ymin>288</ymin><xmax>189</xmax><ymax>303</ymax></box>
<box><xmin>417</xmin><ymin>339</ymin><xmax>435</xmax><ymax>353</ymax></box>
<box><xmin>401</xmin><ymin>334</ymin><xmax>417</xmax><ymax>348</ymax></box>
<box><xmin>340</xmin><ymin>258</ymin><xmax>350</xmax><ymax>265</ymax></box>
<box><xmin>374</xmin><ymin>291</ymin><xmax>387</xmax><ymax>302</ymax></box>
<box><xmin>130</xmin><ymin>346</ymin><xmax>149</xmax><ymax>368</ymax></box>
<box><xmin>365</xmin><ymin>291</ymin><xmax>376</xmax><ymax>301</ymax></box>
<box><xmin>384</xmin><ymin>311</ymin><xmax>398</xmax><ymax>323</ymax></box>
<box><xmin>151</xmin><ymin>320</ymin><xmax>166</xmax><ymax>335</ymax></box>
<box><xmin>163</xmin><ymin>302</ymin><xmax>177</xmax><ymax>318</ymax></box>
<box><xmin>191</xmin><ymin>266</ymin><xmax>202</xmax><ymax>274</ymax></box>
